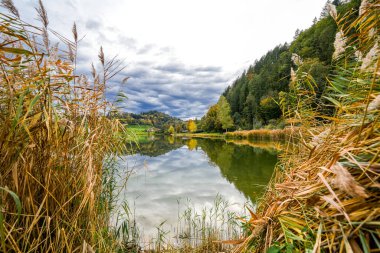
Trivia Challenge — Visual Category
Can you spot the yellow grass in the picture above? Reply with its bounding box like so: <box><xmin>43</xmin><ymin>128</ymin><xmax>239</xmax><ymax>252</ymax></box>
<box><xmin>225</xmin><ymin>128</ymin><xmax>295</xmax><ymax>141</ymax></box>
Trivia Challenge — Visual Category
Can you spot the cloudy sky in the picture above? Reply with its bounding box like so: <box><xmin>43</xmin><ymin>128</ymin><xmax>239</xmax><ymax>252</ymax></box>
<box><xmin>11</xmin><ymin>0</ymin><xmax>327</xmax><ymax>119</ymax></box>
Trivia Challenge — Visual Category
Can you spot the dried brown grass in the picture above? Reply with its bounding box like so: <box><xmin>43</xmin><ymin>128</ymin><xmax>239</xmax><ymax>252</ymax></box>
<box><xmin>234</xmin><ymin>2</ymin><xmax>380</xmax><ymax>252</ymax></box>
<box><xmin>225</xmin><ymin>128</ymin><xmax>295</xmax><ymax>141</ymax></box>
<box><xmin>0</xmin><ymin>2</ymin><xmax>128</xmax><ymax>252</ymax></box>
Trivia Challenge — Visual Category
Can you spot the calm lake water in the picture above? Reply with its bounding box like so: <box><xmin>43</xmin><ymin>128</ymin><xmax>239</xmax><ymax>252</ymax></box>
<box><xmin>115</xmin><ymin>136</ymin><xmax>278</xmax><ymax>242</ymax></box>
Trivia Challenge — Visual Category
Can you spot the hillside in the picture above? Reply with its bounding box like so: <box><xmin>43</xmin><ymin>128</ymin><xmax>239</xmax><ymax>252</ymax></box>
<box><xmin>115</xmin><ymin>110</ymin><xmax>185</xmax><ymax>131</ymax></box>
<box><xmin>201</xmin><ymin>0</ymin><xmax>361</xmax><ymax>131</ymax></box>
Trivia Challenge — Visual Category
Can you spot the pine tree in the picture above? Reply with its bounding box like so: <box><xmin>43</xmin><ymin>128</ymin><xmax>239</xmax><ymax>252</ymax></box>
<box><xmin>320</xmin><ymin>0</ymin><xmax>332</xmax><ymax>19</ymax></box>
<box><xmin>294</xmin><ymin>28</ymin><xmax>301</xmax><ymax>40</ymax></box>
<box><xmin>332</xmin><ymin>0</ymin><xmax>341</xmax><ymax>6</ymax></box>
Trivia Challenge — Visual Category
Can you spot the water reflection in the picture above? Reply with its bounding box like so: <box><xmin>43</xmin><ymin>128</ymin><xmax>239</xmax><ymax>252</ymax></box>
<box><xmin>117</xmin><ymin>137</ymin><xmax>278</xmax><ymax>240</ymax></box>
<box><xmin>196</xmin><ymin>138</ymin><xmax>278</xmax><ymax>201</ymax></box>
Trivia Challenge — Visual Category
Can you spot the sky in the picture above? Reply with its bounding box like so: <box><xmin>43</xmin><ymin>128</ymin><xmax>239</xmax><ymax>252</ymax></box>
<box><xmin>10</xmin><ymin>0</ymin><xmax>327</xmax><ymax>119</ymax></box>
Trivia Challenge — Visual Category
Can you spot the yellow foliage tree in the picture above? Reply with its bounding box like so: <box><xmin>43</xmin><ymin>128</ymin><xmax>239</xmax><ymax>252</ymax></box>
<box><xmin>187</xmin><ymin>119</ymin><xmax>197</xmax><ymax>133</ymax></box>
<box><xmin>187</xmin><ymin>139</ymin><xmax>198</xmax><ymax>150</ymax></box>
<box><xmin>168</xmin><ymin>125</ymin><xmax>175</xmax><ymax>135</ymax></box>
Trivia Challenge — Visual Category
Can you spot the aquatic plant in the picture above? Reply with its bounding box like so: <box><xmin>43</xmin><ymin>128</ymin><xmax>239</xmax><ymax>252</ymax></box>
<box><xmin>132</xmin><ymin>195</ymin><xmax>246</xmax><ymax>252</ymax></box>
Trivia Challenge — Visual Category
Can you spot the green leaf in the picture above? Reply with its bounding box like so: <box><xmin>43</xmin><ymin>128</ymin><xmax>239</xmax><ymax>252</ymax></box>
<box><xmin>28</xmin><ymin>94</ymin><xmax>41</xmax><ymax>111</ymax></box>
<box><xmin>11</xmin><ymin>91</ymin><xmax>26</xmax><ymax>131</ymax></box>
<box><xmin>359</xmin><ymin>231</ymin><xmax>370</xmax><ymax>253</ymax></box>
<box><xmin>324</xmin><ymin>96</ymin><xmax>342</xmax><ymax>108</ymax></box>
<box><xmin>0</xmin><ymin>186</ymin><xmax>22</xmax><ymax>252</ymax></box>
<box><xmin>267</xmin><ymin>245</ymin><xmax>281</xmax><ymax>253</ymax></box>
<box><xmin>286</xmin><ymin>244</ymin><xmax>295</xmax><ymax>253</ymax></box>
<box><xmin>370</xmin><ymin>232</ymin><xmax>380</xmax><ymax>249</ymax></box>
<box><xmin>0</xmin><ymin>186</ymin><xmax>22</xmax><ymax>216</ymax></box>
<box><xmin>23</xmin><ymin>93</ymin><xmax>41</xmax><ymax>120</ymax></box>
<box><xmin>0</xmin><ymin>46</ymin><xmax>33</xmax><ymax>55</ymax></box>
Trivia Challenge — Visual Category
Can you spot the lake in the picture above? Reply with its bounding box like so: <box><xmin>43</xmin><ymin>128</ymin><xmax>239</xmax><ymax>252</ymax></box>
<box><xmin>114</xmin><ymin>136</ymin><xmax>278</xmax><ymax>246</ymax></box>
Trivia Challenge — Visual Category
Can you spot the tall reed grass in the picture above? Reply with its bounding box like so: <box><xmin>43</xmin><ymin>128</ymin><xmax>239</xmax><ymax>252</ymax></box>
<box><xmin>0</xmin><ymin>1</ymin><xmax>129</xmax><ymax>251</ymax></box>
<box><xmin>234</xmin><ymin>2</ymin><xmax>380</xmax><ymax>252</ymax></box>
<box><xmin>225</xmin><ymin>128</ymin><xmax>294</xmax><ymax>141</ymax></box>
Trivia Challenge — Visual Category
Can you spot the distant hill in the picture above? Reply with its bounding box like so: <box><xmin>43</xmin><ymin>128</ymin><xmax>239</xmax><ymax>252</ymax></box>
<box><xmin>115</xmin><ymin>110</ymin><xmax>185</xmax><ymax>131</ymax></box>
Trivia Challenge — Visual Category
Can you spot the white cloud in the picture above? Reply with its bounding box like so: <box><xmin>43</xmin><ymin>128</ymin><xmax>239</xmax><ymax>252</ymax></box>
<box><xmin>10</xmin><ymin>0</ymin><xmax>327</xmax><ymax>119</ymax></box>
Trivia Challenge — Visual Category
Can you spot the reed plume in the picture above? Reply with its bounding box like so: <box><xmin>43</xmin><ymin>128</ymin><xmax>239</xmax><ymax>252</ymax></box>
<box><xmin>0</xmin><ymin>1</ymin><xmax>129</xmax><ymax>252</ymax></box>
<box><xmin>234</xmin><ymin>2</ymin><xmax>380</xmax><ymax>252</ymax></box>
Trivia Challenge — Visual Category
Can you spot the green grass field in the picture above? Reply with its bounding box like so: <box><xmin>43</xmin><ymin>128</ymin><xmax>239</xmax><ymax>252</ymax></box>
<box><xmin>126</xmin><ymin>124</ymin><xmax>151</xmax><ymax>135</ymax></box>
<box><xmin>125</xmin><ymin>125</ymin><xmax>154</xmax><ymax>143</ymax></box>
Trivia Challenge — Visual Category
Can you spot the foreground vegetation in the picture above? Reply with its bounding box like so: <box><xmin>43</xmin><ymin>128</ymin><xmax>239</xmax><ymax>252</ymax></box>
<box><xmin>0</xmin><ymin>2</ymin><xmax>131</xmax><ymax>252</ymax></box>
<box><xmin>235</xmin><ymin>1</ymin><xmax>380</xmax><ymax>252</ymax></box>
<box><xmin>1</xmin><ymin>0</ymin><xmax>378</xmax><ymax>252</ymax></box>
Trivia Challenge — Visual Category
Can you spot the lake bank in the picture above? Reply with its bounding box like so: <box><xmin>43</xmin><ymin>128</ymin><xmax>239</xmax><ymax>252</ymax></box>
<box><xmin>171</xmin><ymin>129</ymin><xmax>292</xmax><ymax>142</ymax></box>
<box><xmin>174</xmin><ymin>132</ymin><xmax>224</xmax><ymax>139</ymax></box>
<box><xmin>225</xmin><ymin>128</ymin><xmax>294</xmax><ymax>141</ymax></box>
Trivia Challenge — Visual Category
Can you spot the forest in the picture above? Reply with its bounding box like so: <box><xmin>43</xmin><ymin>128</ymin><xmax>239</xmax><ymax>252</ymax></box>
<box><xmin>200</xmin><ymin>0</ymin><xmax>361</xmax><ymax>131</ymax></box>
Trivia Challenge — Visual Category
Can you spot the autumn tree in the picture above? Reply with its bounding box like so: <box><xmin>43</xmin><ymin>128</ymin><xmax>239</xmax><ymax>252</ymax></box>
<box><xmin>168</xmin><ymin>125</ymin><xmax>175</xmax><ymax>135</ymax></box>
<box><xmin>187</xmin><ymin>119</ymin><xmax>197</xmax><ymax>133</ymax></box>
<box><xmin>217</xmin><ymin>96</ymin><xmax>234</xmax><ymax>132</ymax></box>
<box><xmin>187</xmin><ymin>139</ymin><xmax>197</xmax><ymax>150</ymax></box>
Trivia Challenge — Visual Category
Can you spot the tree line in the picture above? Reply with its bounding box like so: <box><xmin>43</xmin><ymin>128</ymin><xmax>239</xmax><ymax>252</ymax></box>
<box><xmin>200</xmin><ymin>0</ymin><xmax>361</xmax><ymax>132</ymax></box>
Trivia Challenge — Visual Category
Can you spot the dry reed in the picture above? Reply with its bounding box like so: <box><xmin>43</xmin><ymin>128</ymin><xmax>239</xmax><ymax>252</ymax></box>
<box><xmin>234</xmin><ymin>2</ymin><xmax>380</xmax><ymax>252</ymax></box>
<box><xmin>225</xmin><ymin>128</ymin><xmax>294</xmax><ymax>141</ymax></box>
<box><xmin>0</xmin><ymin>1</ymin><xmax>128</xmax><ymax>252</ymax></box>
